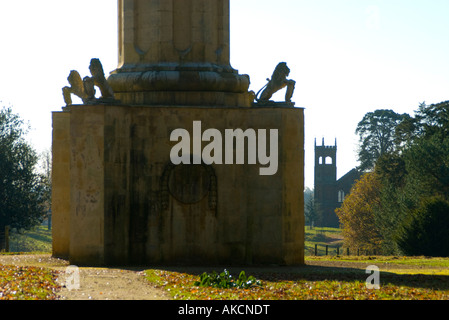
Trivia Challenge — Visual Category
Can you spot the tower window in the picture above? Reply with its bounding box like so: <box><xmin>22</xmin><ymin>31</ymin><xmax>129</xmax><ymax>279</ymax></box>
<box><xmin>325</xmin><ymin>157</ymin><xmax>333</xmax><ymax>165</ymax></box>
<box><xmin>338</xmin><ymin>190</ymin><xmax>345</xmax><ymax>203</ymax></box>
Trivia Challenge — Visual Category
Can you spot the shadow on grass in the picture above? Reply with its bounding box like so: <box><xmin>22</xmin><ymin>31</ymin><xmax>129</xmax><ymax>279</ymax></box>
<box><xmin>140</xmin><ymin>263</ymin><xmax>449</xmax><ymax>292</ymax></box>
<box><xmin>9</xmin><ymin>228</ymin><xmax>52</xmax><ymax>253</ymax></box>
<box><xmin>21</xmin><ymin>230</ymin><xmax>52</xmax><ymax>243</ymax></box>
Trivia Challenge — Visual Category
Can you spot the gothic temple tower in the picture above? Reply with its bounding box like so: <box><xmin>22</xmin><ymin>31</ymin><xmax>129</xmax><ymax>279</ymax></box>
<box><xmin>314</xmin><ymin>138</ymin><xmax>339</xmax><ymax>227</ymax></box>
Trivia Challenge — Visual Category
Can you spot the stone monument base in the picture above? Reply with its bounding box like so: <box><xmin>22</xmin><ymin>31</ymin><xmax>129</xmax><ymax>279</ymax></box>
<box><xmin>52</xmin><ymin>104</ymin><xmax>304</xmax><ymax>266</ymax></box>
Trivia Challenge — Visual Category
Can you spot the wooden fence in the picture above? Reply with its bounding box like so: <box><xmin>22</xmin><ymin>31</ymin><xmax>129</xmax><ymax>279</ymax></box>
<box><xmin>312</xmin><ymin>244</ymin><xmax>380</xmax><ymax>256</ymax></box>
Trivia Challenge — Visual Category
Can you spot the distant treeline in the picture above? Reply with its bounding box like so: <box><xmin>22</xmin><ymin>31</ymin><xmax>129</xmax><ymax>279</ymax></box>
<box><xmin>336</xmin><ymin>101</ymin><xmax>449</xmax><ymax>257</ymax></box>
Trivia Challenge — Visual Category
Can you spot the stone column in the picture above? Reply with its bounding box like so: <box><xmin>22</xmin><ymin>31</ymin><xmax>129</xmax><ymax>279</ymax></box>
<box><xmin>108</xmin><ymin>0</ymin><xmax>252</xmax><ymax>107</ymax></box>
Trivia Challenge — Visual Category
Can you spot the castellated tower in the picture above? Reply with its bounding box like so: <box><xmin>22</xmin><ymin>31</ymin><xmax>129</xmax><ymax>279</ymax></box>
<box><xmin>314</xmin><ymin>138</ymin><xmax>339</xmax><ymax>227</ymax></box>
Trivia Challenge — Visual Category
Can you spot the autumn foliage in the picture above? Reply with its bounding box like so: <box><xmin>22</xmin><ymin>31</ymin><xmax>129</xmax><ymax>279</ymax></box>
<box><xmin>335</xmin><ymin>172</ymin><xmax>383</xmax><ymax>253</ymax></box>
<box><xmin>0</xmin><ymin>264</ymin><xmax>60</xmax><ymax>300</ymax></box>
<box><xmin>344</xmin><ymin>101</ymin><xmax>449</xmax><ymax>256</ymax></box>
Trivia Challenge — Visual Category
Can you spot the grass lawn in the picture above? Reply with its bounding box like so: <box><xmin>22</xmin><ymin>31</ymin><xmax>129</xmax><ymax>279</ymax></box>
<box><xmin>0</xmin><ymin>225</ymin><xmax>59</xmax><ymax>300</ymax></box>
<box><xmin>7</xmin><ymin>224</ymin><xmax>52</xmax><ymax>253</ymax></box>
<box><xmin>2</xmin><ymin>225</ymin><xmax>449</xmax><ymax>300</ymax></box>
<box><xmin>0</xmin><ymin>264</ymin><xmax>60</xmax><ymax>300</ymax></box>
<box><xmin>144</xmin><ymin>256</ymin><xmax>449</xmax><ymax>300</ymax></box>
<box><xmin>305</xmin><ymin>226</ymin><xmax>344</xmax><ymax>256</ymax></box>
<box><xmin>142</xmin><ymin>228</ymin><xmax>449</xmax><ymax>300</ymax></box>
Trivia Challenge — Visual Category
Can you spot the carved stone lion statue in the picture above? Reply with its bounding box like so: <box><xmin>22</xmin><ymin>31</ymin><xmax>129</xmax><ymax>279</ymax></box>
<box><xmin>256</xmin><ymin>62</ymin><xmax>296</xmax><ymax>104</ymax></box>
<box><xmin>62</xmin><ymin>70</ymin><xmax>89</xmax><ymax>105</ymax></box>
<box><xmin>62</xmin><ymin>58</ymin><xmax>116</xmax><ymax>106</ymax></box>
<box><xmin>85</xmin><ymin>58</ymin><xmax>115</xmax><ymax>101</ymax></box>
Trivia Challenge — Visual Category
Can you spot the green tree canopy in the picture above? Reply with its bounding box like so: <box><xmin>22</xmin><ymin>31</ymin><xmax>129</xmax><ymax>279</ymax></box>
<box><xmin>398</xmin><ymin>197</ymin><xmax>449</xmax><ymax>257</ymax></box>
<box><xmin>395</xmin><ymin>101</ymin><xmax>449</xmax><ymax>147</ymax></box>
<box><xmin>347</xmin><ymin>101</ymin><xmax>449</xmax><ymax>255</ymax></box>
<box><xmin>0</xmin><ymin>107</ymin><xmax>49</xmax><ymax>232</ymax></box>
<box><xmin>415</xmin><ymin>101</ymin><xmax>449</xmax><ymax>138</ymax></box>
<box><xmin>355</xmin><ymin>109</ymin><xmax>407</xmax><ymax>171</ymax></box>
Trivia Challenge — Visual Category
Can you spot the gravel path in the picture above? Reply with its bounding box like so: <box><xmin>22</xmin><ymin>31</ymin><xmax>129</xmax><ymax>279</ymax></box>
<box><xmin>0</xmin><ymin>254</ymin><xmax>171</xmax><ymax>300</ymax></box>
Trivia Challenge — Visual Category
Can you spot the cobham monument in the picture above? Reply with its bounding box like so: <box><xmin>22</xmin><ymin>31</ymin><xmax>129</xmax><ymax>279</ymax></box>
<box><xmin>52</xmin><ymin>0</ymin><xmax>305</xmax><ymax>266</ymax></box>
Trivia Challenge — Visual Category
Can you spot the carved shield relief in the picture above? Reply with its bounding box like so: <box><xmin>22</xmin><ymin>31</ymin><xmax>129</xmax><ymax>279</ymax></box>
<box><xmin>161</xmin><ymin>161</ymin><xmax>217</xmax><ymax>211</ymax></box>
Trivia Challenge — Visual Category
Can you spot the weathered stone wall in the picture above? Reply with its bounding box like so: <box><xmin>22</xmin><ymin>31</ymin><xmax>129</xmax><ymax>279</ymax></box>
<box><xmin>117</xmin><ymin>0</ymin><xmax>231</xmax><ymax>67</ymax></box>
<box><xmin>52</xmin><ymin>105</ymin><xmax>304</xmax><ymax>266</ymax></box>
<box><xmin>51</xmin><ymin>112</ymin><xmax>71</xmax><ymax>259</ymax></box>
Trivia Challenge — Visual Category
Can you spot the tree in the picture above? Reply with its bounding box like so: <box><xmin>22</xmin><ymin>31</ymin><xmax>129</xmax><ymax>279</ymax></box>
<box><xmin>395</xmin><ymin>101</ymin><xmax>449</xmax><ymax>148</ymax></box>
<box><xmin>415</xmin><ymin>100</ymin><xmax>449</xmax><ymax>139</ymax></box>
<box><xmin>355</xmin><ymin>109</ymin><xmax>406</xmax><ymax>171</ymax></box>
<box><xmin>37</xmin><ymin>149</ymin><xmax>52</xmax><ymax>229</ymax></box>
<box><xmin>368</xmin><ymin>101</ymin><xmax>449</xmax><ymax>255</ymax></box>
<box><xmin>335</xmin><ymin>172</ymin><xmax>383</xmax><ymax>252</ymax></box>
<box><xmin>0</xmin><ymin>107</ymin><xmax>48</xmax><ymax>234</ymax></box>
<box><xmin>373</xmin><ymin>153</ymin><xmax>410</xmax><ymax>255</ymax></box>
<box><xmin>403</xmin><ymin>133</ymin><xmax>449</xmax><ymax>198</ymax></box>
<box><xmin>304</xmin><ymin>188</ymin><xmax>317</xmax><ymax>228</ymax></box>
<box><xmin>398</xmin><ymin>197</ymin><xmax>449</xmax><ymax>257</ymax></box>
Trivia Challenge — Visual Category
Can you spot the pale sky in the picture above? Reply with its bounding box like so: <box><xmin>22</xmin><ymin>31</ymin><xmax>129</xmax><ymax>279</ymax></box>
<box><xmin>0</xmin><ymin>0</ymin><xmax>448</xmax><ymax>189</ymax></box>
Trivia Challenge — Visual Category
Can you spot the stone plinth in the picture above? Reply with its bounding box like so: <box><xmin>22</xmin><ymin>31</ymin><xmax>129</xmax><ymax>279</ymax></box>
<box><xmin>52</xmin><ymin>105</ymin><xmax>304</xmax><ymax>266</ymax></box>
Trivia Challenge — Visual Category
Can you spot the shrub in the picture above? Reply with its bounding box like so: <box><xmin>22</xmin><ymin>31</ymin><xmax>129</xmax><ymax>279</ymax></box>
<box><xmin>398</xmin><ymin>197</ymin><xmax>449</xmax><ymax>257</ymax></box>
<box><xmin>195</xmin><ymin>269</ymin><xmax>261</xmax><ymax>289</ymax></box>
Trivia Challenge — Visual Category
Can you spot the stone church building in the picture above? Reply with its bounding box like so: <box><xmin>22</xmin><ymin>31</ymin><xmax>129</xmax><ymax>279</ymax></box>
<box><xmin>314</xmin><ymin>138</ymin><xmax>361</xmax><ymax>227</ymax></box>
